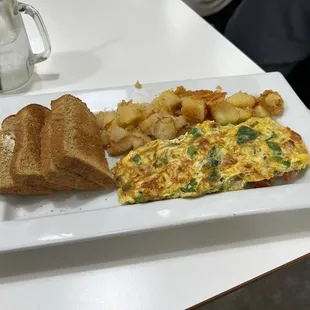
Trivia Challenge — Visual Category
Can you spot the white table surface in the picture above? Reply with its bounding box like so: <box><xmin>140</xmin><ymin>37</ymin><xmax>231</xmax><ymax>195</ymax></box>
<box><xmin>2</xmin><ymin>1</ymin><xmax>310</xmax><ymax>309</ymax></box>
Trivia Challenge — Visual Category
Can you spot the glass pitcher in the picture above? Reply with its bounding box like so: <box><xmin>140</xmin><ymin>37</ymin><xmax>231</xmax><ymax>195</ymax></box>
<box><xmin>0</xmin><ymin>0</ymin><xmax>51</xmax><ymax>93</ymax></box>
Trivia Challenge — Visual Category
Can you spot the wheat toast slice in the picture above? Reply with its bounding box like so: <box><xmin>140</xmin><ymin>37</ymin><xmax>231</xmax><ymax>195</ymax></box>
<box><xmin>10</xmin><ymin>104</ymin><xmax>57</xmax><ymax>189</ymax></box>
<box><xmin>0</xmin><ymin>130</ymin><xmax>51</xmax><ymax>195</ymax></box>
<box><xmin>2</xmin><ymin>115</ymin><xmax>16</xmax><ymax>133</ymax></box>
<box><xmin>50</xmin><ymin>95</ymin><xmax>114</xmax><ymax>187</ymax></box>
<box><xmin>41</xmin><ymin>114</ymin><xmax>102</xmax><ymax>190</ymax></box>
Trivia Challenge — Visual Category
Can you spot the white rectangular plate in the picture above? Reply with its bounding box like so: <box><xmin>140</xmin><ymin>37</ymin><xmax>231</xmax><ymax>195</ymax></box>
<box><xmin>0</xmin><ymin>72</ymin><xmax>309</xmax><ymax>252</ymax></box>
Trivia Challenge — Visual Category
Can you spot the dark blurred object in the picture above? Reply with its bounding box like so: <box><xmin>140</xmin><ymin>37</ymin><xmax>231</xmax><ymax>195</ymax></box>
<box><xmin>225</xmin><ymin>0</ymin><xmax>310</xmax><ymax>77</ymax></box>
<box><xmin>286</xmin><ymin>56</ymin><xmax>310</xmax><ymax>110</ymax></box>
<box><xmin>189</xmin><ymin>254</ymin><xmax>310</xmax><ymax>310</ymax></box>
<box><xmin>204</xmin><ymin>0</ymin><xmax>242</xmax><ymax>34</ymax></box>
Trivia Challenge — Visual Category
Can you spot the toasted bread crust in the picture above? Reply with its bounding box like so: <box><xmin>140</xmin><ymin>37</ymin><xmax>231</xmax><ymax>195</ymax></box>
<box><xmin>2</xmin><ymin>115</ymin><xmax>16</xmax><ymax>133</ymax></box>
<box><xmin>41</xmin><ymin>114</ymin><xmax>102</xmax><ymax>190</ymax></box>
<box><xmin>0</xmin><ymin>130</ymin><xmax>51</xmax><ymax>195</ymax></box>
<box><xmin>10</xmin><ymin>104</ymin><xmax>53</xmax><ymax>187</ymax></box>
<box><xmin>50</xmin><ymin>95</ymin><xmax>114</xmax><ymax>187</ymax></box>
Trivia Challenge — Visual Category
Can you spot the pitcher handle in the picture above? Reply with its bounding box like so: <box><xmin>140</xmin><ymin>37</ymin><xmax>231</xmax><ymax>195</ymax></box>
<box><xmin>18</xmin><ymin>2</ymin><xmax>51</xmax><ymax>64</ymax></box>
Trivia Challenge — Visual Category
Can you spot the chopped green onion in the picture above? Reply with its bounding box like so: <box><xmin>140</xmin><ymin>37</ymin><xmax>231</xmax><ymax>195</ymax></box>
<box><xmin>181</xmin><ymin>178</ymin><xmax>197</xmax><ymax>193</ymax></box>
<box><xmin>153</xmin><ymin>154</ymin><xmax>169</xmax><ymax>167</ymax></box>
<box><xmin>237</xmin><ymin>126</ymin><xmax>259</xmax><ymax>145</ymax></box>
<box><xmin>270</xmin><ymin>156</ymin><xmax>282</xmax><ymax>162</ymax></box>
<box><xmin>135</xmin><ymin>192</ymin><xmax>147</xmax><ymax>203</ymax></box>
<box><xmin>189</xmin><ymin>127</ymin><xmax>202</xmax><ymax>140</ymax></box>
<box><xmin>267</xmin><ymin>141</ymin><xmax>282</xmax><ymax>155</ymax></box>
<box><xmin>282</xmin><ymin>160</ymin><xmax>291</xmax><ymax>168</ymax></box>
<box><xmin>131</xmin><ymin>154</ymin><xmax>142</xmax><ymax>164</ymax></box>
<box><xmin>187</xmin><ymin>145</ymin><xmax>197</xmax><ymax>158</ymax></box>
<box><xmin>208</xmin><ymin>158</ymin><xmax>220</xmax><ymax>168</ymax></box>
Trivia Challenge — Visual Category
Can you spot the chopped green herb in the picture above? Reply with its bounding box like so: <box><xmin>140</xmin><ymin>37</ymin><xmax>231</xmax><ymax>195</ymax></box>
<box><xmin>189</xmin><ymin>128</ymin><xmax>199</xmax><ymax>135</ymax></box>
<box><xmin>187</xmin><ymin>145</ymin><xmax>197</xmax><ymax>158</ymax></box>
<box><xmin>207</xmin><ymin>157</ymin><xmax>220</xmax><ymax>168</ymax></box>
<box><xmin>208</xmin><ymin>169</ymin><xmax>219</xmax><ymax>182</ymax></box>
<box><xmin>135</xmin><ymin>192</ymin><xmax>147</xmax><ymax>203</ymax></box>
<box><xmin>270</xmin><ymin>156</ymin><xmax>291</xmax><ymax>168</ymax></box>
<box><xmin>181</xmin><ymin>178</ymin><xmax>197</xmax><ymax>193</ymax></box>
<box><xmin>237</xmin><ymin>126</ymin><xmax>259</xmax><ymax>145</ymax></box>
<box><xmin>208</xmin><ymin>146</ymin><xmax>217</xmax><ymax>158</ymax></box>
<box><xmin>122</xmin><ymin>183</ymin><xmax>132</xmax><ymax>192</ymax></box>
<box><xmin>282</xmin><ymin>160</ymin><xmax>291</xmax><ymax>168</ymax></box>
<box><xmin>206</xmin><ymin>146</ymin><xmax>221</xmax><ymax>168</ymax></box>
<box><xmin>267</xmin><ymin>132</ymin><xmax>278</xmax><ymax>141</ymax></box>
<box><xmin>270</xmin><ymin>156</ymin><xmax>282</xmax><ymax>162</ymax></box>
<box><xmin>131</xmin><ymin>154</ymin><xmax>142</xmax><ymax>164</ymax></box>
<box><xmin>267</xmin><ymin>141</ymin><xmax>282</xmax><ymax>154</ymax></box>
<box><xmin>153</xmin><ymin>154</ymin><xmax>169</xmax><ymax>167</ymax></box>
<box><xmin>189</xmin><ymin>127</ymin><xmax>202</xmax><ymax>140</ymax></box>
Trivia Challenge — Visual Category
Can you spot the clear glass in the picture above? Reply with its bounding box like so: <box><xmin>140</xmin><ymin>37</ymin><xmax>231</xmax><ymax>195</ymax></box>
<box><xmin>0</xmin><ymin>0</ymin><xmax>51</xmax><ymax>93</ymax></box>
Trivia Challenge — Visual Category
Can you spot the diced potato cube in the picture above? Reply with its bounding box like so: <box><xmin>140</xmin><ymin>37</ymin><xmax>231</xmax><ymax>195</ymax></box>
<box><xmin>260</xmin><ymin>91</ymin><xmax>284</xmax><ymax>115</ymax></box>
<box><xmin>226</xmin><ymin>91</ymin><xmax>256</xmax><ymax>108</ymax></box>
<box><xmin>107</xmin><ymin>137</ymin><xmax>132</xmax><ymax>156</ymax></box>
<box><xmin>173</xmin><ymin>115</ymin><xmax>187</xmax><ymax>130</ymax></box>
<box><xmin>253</xmin><ymin>104</ymin><xmax>271</xmax><ymax>117</ymax></box>
<box><xmin>181</xmin><ymin>97</ymin><xmax>205</xmax><ymax>123</ymax></box>
<box><xmin>154</xmin><ymin>118</ymin><xmax>177</xmax><ymax>140</ymax></box>
<box><xmin>137</xmin><ymin>103</ymin><xmax>155</xmax><ymax>119</ymax></box>
<box><xmin>116</xmin><ymin>101</ymin><xmax>143</xmax><ymax>127</ymax></box>
<box><xmin>210</xmin><ymin>102</ymin><xmax>240</xmax><ymax>125</ymax></box>
<box><xmin>139</xmin><ymin>113</ymin><xmax>163</xmax><ymax>136</ymax></box>
<box><xmin>130</xmin><ymin>130</ymin><xmax>152</xmax><ymax>149</ymax></box>
<box><xmin>235</xmin><ymin>107</ymin><xmax>252</xmax><ymax>122</ymax></box>
<box><xmin>130</xmin><ymin>136</ymin><xmax>145</xmax><ymax>149</ymax></box>
<box><xmin>101</xmin><ymin>130</ymin><xmax>110</xmax><ymax>147</ymax></box>
<box><xmin>110</xmin><ymin>125</ymin><xmax>129</xmax><ymax>142</ymax></box>
<box><xmin>138</xmin><ymin>118</ymin><xmax>153</xmax><ymax>135</ymax></box>
<box><xmin>152</xmin><ymin>90</ymin><xmax>181</xmax><ymax>113</ymax></box>
<box><xmin>96</xmin><ymin>111</ymin><xmax>117</xmax><ymax>129</ymax></box>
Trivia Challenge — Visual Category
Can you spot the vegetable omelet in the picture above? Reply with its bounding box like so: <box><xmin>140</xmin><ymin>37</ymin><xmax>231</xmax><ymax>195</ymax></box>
<box><xmin>112</xmin><ymin>117</ymin><xmax>310</xmax><ymax>204</ymax></box>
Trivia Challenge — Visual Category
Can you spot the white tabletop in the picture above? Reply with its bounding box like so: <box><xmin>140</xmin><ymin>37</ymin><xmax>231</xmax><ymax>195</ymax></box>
<box><xmin>2</xmin><ymin>1</ymin><xmax>310</xmax><ymax>309</ymax></box>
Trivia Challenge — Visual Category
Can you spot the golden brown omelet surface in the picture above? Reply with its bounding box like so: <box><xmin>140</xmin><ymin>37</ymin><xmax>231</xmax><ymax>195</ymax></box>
<box><xmin>112</xmin><ymin>117</ymin><xmax>310</xmax><ymax>204</ymax></box>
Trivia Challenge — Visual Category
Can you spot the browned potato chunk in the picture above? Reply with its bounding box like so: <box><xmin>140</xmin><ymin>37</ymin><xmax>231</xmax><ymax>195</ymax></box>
<box><xmin>110</xmin><ymin>125</ymin><xmax>129</xmax><ymax>142</ymax></box>
<box><xmin>116</xmin><ymin>101</ymin><xmax>143</xmax><ymax>127</ymax></box>
<box><xmin>101</xmin><ymin>130</ymin><xmax>110</xmax><ymax>147</ymax></box>
<box><xmin>137</xmin><ymin>103</ymin><xmax>155</xmax><ymax>119</ymax></box>
<box><xmin>253</xmin><ymin>104</ymin><xmax>271</xmax><ymax>117</ymax></box>
<box><xmin>108</xmin><ymin>137</ymin><xmax>132</xmax><ymax>156</ymax></box>
<box><xmin>260</xmin><ymin>91</ymin><xmax>284</xmax><ymax>115</ymax></box>
<box><xmin>173</xmin><ymin>115</ymin><xmax>187</xmax><ymax>130</ymax></box>
<box><xmin>181</xmin><ymin>97</ymin><xmax>205</xmax><ymax>123</ymax></box>
<box><xmin>138</xmin><ymin>118</ymin><xmax>153</xmax><ymax>135</ymax></box>
<box><xmin>130</xmin><ymin>130</ymin><xmax>152</xmax><ymax>149</ymax></box>
<box><xmin>210</xmin><ymin>101</ymin><xmax>240</xmax><ymax>125</ymax></box>
<box><xmin>152</xmin><ymin>90</ymin><xmax>181</xmax><ymax>113</ymax></box>
<box><xmin>226</xmin><ymin>91</ymin><xmax>256</xmax><ymax>108</ymax></box>
<box><xmin>154</xmin><ymin>118</ymin><xmax>177</xmax><ymax>140</ymax></box>
<box><xmin>130</xmin><ymin>136</ymin><xmax>145</xmax><ymax>149</ymax></box>
<box><xmin>138</xmin><ymin>113</ymin><xmax>164</xmax><ymax>136</ymax></box>
<box><xmin>96</xmin><ymin>111</ymin><xmax>117</xmax><ymax>129</ymax></box>
<box><xmin>235</xmin><ymin>107</ymin><xmax>252</xmax><ymax>122</ymax></box>
<box><xmin>204</xmin><ymin>92</ymin><xmax>227</xmax><ymax>108</ymax></box>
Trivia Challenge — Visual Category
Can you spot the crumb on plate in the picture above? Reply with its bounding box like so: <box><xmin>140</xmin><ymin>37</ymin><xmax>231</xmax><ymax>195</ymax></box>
<box><xmin>135</xmin><ymin>81</ymin><xmax>142</xmax><ymax>89</ymax></box>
